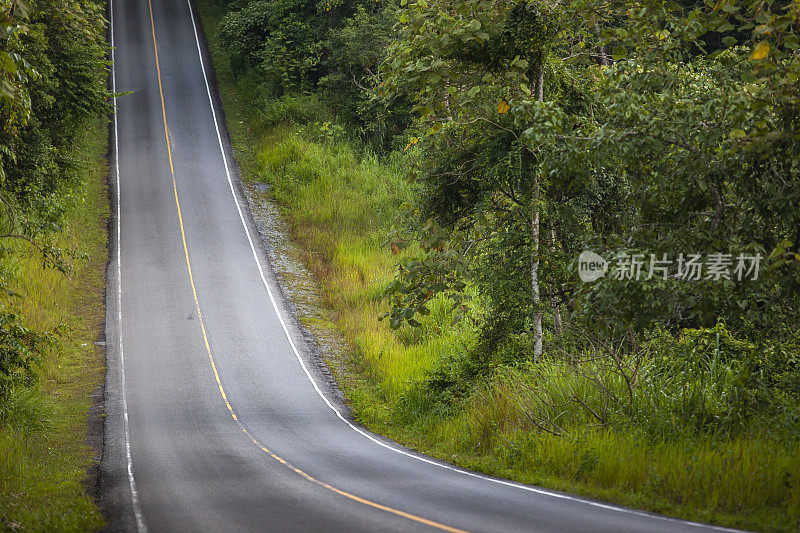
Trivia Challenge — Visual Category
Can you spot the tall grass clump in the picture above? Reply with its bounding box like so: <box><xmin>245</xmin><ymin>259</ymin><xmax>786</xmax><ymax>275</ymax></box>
<box><xmin>253</xmin><ymin>128</ymin><xmax>480</xmax><ymax>402</ymax></box>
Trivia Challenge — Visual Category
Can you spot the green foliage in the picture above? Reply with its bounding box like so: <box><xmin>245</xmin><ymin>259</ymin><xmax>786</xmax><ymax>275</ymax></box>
<box><xmin>550</xmin><ymin>43</ymin><xmax>799</xmax><ymax>335</ymax></box>
<box><xmin>219</xmin><ymin>0</ymin><xmax>307</xmax><ymax>72</ymax></box>
<box><xmin>379</xmin><ymin>0</ymin><xmax>600</xmax><ymax>350</ymax></box>
<box><xmin>0</xmin><ymin>3</ymin><xmax>106</xmax><ymax>516</ymax></box>
<box><xmin>259</xmin><ymin>93</ymin><xmax>331</xmax><ymax>127</ymax></box>
<box><xmin>319</xmin><ymin>2</ymin><xmax>410</xmax><ymax>145</ymax></box>
<box><xmin>378</xmin><ymin>0</ymin><xmax>799</xmax><ymax>354</ymax></box>
<box><xmin>211</xmin><ymin>0</ymin><xmax>800</xmax><ymax>425</ymax></box>
<box><xmin>219</xmin><ymin>0</ymin><xmax>345</xmax><ymax>95</ymax></box>
<box><xmin>0</xmin><ymin>310</ymin><xmax>50</xmax><ymax>402</ymax></box>
<box><xmin>216</xmin><ymin>0</ymin><xmax>407</xmax><ymax>143</ymax></box>
<box><xmin>3</xmin><ymin>0</ymin><xmax>109</xmax><ymax>203</ymax></box>
<box><xmin>0</xmin><ymin>0</ymin><xmax>108</xmax><ymax>406</ymax></box>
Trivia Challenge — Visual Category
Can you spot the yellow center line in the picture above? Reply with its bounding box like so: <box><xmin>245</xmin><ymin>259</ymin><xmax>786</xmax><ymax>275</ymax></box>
<box><xmin>145</xmin><ymin>2</ymin><xmax>468</xmax><ymax>532</ymax></box>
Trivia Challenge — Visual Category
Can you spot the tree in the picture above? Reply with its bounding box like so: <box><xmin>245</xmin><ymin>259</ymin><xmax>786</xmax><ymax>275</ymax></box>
<box><xmin>383</xmin><ymin>0</ymin><xmax>799</xmax><ymax>361</ymax></box>
<box><xmin>380</xmin><ymin>0</ymin><xmax>607</xmax><ymax>359</ymax></box>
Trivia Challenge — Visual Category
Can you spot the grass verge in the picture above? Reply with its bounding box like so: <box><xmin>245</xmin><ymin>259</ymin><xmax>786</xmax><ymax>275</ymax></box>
<box><xmin>0</xmin><ymin>118</ymin><xmax>108</xmax><ymax>531</ymax></box>
<box><xmin>195</xmin><ymin>2</ymin><xmax>799</xmax><ymax>530</ymax></box>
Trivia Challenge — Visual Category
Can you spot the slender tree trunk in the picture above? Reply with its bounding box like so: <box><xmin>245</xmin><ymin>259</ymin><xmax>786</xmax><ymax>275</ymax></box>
<box><xmin>531</xmin><ymin>65</ymin><xmax>545</xmax><ymax>360</ymax></box>
<box><xmin>536</xmin><ymin>65</ymin><xmax>544</xmax><ymax>101</ymax></box>
<box><xmin>594</xmin><ymin>21</ymin><xmax>609</xmax><ymax>67</ymax></box>
<box><xmin>531</xmin><ymin>186</ymin><xmax>543</xmax><ymax>360</ymax></box>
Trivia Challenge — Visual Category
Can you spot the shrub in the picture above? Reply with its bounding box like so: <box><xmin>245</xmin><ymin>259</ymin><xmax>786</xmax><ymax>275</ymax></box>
<box><xmin>219</xmin><ymin>0</ymin><xmax>327</xmax><ymax>96</ymax></box>
<box><xmin>0</xmin><ymin>311</ymin><xmax>50</xmax><ymax>404</ymax></box>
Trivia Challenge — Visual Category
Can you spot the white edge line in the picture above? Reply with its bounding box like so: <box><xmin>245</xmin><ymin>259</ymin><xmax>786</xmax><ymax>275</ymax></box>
<box><xmin>183</xmin><ymin>2</ymin><xmax>740</xmax><ymax>531</ymax></box>
<box><xmin>110</xmin><ymin>1</ymin><xmax>148</xmax><ymax>531</ymax></box>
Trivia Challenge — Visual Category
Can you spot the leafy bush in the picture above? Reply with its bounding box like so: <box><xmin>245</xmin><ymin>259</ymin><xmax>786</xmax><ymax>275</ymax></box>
<box><xmin>319</xmin><ymin>3</ymin><xmax>411</xmax><ymax>144</ymax></box>
<box><xmin>219</xmin><ymin>0</ymin><xmax>334</xmax><ymax>96</ymax></box>
<box><xmin>217</xmin><ymin>0</ymin><xmax>408</xmax><ymax>146</ymax></box>
<box><xmin>0</xmin><ymin>311</ymin><xmax>50</xmax><ymax>403</ymax></box>
<box><xmin>219</xmin><ymin>0</ymin><xmax>296</xmax><ymax>72</ymax></box>
<box><xmin>4</xmin><ymin>0</ymin><xmax>108</xmax><ymax>208</ymax></box>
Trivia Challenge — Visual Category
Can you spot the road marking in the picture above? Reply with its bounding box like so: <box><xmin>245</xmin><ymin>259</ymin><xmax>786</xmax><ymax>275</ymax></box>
<box><xmin>144</xmin><ymin>2</ymin><xmax>467</xmax><ymax>531</ymax></box>
<box><xmin>110</xmin><ymin>1</ymin><xmax>147</xmax><ymax>531</ymax></box>
<box><xmin>181</xmin><ymin>1</ymin><xmax>742</xmax><ymax>532</ymax></box>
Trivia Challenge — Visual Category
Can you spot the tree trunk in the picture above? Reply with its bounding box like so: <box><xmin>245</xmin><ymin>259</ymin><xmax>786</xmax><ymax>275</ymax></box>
<box><xmin>531</xmin><ymin>64</ymin><xmax>544</xmax><ymax>360</ymax></box>
<box><xmin>594</xmin><ymin>21</ymin><xmax>609</xmax><ymax>67</ymax></box>
<box><xmin>531</xmin><ymin>190</ymin><xmax>543</xmax><ymax>360</ymax></box>
<box><xmin>536</xmin><ymin>65</ymin><xmax>544</xmax><ymax>101</ymax></box>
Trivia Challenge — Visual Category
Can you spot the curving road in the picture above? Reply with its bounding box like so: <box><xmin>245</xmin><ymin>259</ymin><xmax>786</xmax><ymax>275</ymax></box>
<box><xmin>99</xmin><ymin>0</ymin><xmax>736</xmax><ymax>531</ymax></box>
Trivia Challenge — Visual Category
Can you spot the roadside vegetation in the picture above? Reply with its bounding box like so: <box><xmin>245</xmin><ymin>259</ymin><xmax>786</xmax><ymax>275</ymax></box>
<box><xmin>0</xmin><ymin>1</ymin><xmax>109</xmax><ymax>530</ymax></box>
<box><xmin>197</xmin><ymin>0</ymin><xmax>800</xmax><ymax>530</ymax></box>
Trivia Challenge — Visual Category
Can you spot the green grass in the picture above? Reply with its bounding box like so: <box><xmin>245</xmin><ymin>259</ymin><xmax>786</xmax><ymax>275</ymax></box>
<box><xmin>196</xmin><ymin>2</ymin><xmax>800</xmax><ymax>530</ymax></box>
<box><xmin>0</xmin><ymin>118</ymin><xmax>109</xmax><ymax>531</ymax></box>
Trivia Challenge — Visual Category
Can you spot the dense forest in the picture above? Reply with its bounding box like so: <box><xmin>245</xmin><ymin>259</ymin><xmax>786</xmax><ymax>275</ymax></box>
<box><xmin>203</xmin><ymin>0</ymin><xmax>799</xmax><ymax>526</ymax></box>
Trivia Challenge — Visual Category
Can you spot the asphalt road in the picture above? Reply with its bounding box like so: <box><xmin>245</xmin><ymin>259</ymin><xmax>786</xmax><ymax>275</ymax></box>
<box><xmin>99</xmin><ymin>1</ymin><xmax>737</xmax><ymax>531</ymax></box>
